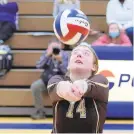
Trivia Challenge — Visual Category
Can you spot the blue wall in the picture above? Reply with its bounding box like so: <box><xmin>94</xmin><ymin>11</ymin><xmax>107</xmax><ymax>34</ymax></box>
<box><xmin>93</xmin><ymin>46</ymin><xmax>133</xmax><ymax>118</ymax></box>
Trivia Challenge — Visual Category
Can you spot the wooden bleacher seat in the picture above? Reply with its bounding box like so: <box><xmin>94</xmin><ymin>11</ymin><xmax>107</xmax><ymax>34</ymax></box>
<box><xmin>0</xmin><ymin>69</ymin><xmax>42</xmax><ymax>86</ymax></box>
<box><xmin>0</xmin><ymin>88</ymin><xmax>52</xmax><ymax>106</ymax></box>
<box><xmin>11</xmin><ymin>1</ymin><xmax>108</xmax><ymax>16</ymax></box>
<box><xmin>6</xmin><ymin>33</ymin><xmax>100</xmax><ymax>49</ymax></box>
<box><xmin>0</xmin><ymin>69</ymin><xmax>52</xmax><ymax>106</ymax></box>
<box><xmin>10</xmin><ymin>1</ymin><xmax>108</xmax><ymax>33</ymax></box>
<box><xmin>19</xmin><ymin>16</ymin><xmax>107</xmax><ymax>32</ymax></box>
<box><xmin>0</xmin><ymin>0</ymin><xmax>108</xmax><ymax>110</ymax></box>
<box><xmin>13</xmin><ymin>51</ymin><xmax>43</xmax><ymax>67</ymax></box>
<box><xmin>12</xmin><ymin>51</ymin><xmax>69</xmax><ymax>67</ymax></box>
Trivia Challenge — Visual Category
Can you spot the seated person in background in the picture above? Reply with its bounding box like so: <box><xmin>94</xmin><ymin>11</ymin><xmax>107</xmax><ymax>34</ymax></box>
<box><xmin>92</xmin><ymin>23</ymin><xmax>132</xmax><ymax>46</ymax></box>
<box><xmin>53</xmin><ymin>0</ymin><xmax>80</xmax><ymax>18</ymax></box>
<box><xmin>0</xmin><ymin>0</ymin><xmax>18</xmax><ymax>44</ymax></box>
<box><xmin>31</xmin><ymin>38</ymin><xmax>69</xmax><ymax>120</ymax></box>
<box><xmin>106</xmin><ymin>0</ymin><xmax>133</xmax><ymax>44</ymax></box>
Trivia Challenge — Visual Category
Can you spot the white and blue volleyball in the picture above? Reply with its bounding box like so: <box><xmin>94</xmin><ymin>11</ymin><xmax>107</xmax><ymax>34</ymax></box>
<box><xmin>53</xmin><ymin>9</ymin><xmax>90</xmax><ymax>45</ymax></box>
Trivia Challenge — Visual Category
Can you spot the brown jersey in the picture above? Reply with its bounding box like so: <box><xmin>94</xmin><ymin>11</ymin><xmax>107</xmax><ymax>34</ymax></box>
<box><xmin>47</xmin><ymin>74</ymin><xmax>109</xmax><ymax>133</ymax></box>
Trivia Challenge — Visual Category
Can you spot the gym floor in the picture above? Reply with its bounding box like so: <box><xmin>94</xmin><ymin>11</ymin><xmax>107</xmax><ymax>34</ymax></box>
<box><xmin>0</xmin><ymin>117</ymin><xmax>133</xmax><ymax>134</ymax></box>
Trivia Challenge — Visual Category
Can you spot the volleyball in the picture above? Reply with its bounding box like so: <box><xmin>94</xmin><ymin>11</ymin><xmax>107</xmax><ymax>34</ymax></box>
<box><xmin>53</xmin><ymin>9</ymin><xmax>90</xmax><ymax>45</ymax></box>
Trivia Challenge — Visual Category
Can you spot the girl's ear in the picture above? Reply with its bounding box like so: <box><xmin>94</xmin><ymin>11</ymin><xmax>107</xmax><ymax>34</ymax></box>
<box><xmin>92</xmin><ymin>64</ymin><xmax>97</xmax><ymax>72</ymax></box>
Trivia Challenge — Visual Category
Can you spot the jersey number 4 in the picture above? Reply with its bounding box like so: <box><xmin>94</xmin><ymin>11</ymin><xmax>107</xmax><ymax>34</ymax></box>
<box><xmin>66</xmin><ymin>99</ymin><xmax>86</xmax><ymax>118</ymax></box>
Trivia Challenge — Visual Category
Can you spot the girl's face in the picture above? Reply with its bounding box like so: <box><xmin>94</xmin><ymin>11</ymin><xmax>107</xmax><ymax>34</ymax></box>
<box><xmin>109</xmin><ymin>23</ymin><xmax>120</xmax><ymax>33</ymax></box>
<box><xmin>108</xmin><ymin>23</ymin><xmax>120</xmax><ymax>38</ymax></box>
<box><xmin>68</xmin><ymin>46</ymin><xmax>96</xmax><ymax>74</ymax></box>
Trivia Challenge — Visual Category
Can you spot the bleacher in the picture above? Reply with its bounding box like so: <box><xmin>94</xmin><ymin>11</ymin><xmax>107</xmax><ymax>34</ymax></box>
<box><xmin>0</xmin><ymin>0</ymin><xmax>109</xmax><ymax>115</ymax></box>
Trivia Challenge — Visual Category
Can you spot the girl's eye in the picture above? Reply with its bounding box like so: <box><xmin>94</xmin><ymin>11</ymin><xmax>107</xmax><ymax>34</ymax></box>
<box><xmin>73</xmin><ymin>51</ymin><xmax>78</xmax><ymax>54</ymax></box>
<box><xmin>84</xmin><ymin>52</ymin><xmax>90</xmax><ymax>56</ymax></box>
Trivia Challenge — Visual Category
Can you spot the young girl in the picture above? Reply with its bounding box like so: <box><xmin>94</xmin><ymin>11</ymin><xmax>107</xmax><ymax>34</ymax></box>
<box><xmin>0</xmin><ymin>0</ymin><xmax>18</xmax><ymax>44</ymax></box>
<box><xmin>53</xmin><ymin>0</ymin><xmax>80</xmax><ymax>18</ymax></box>
<box><xmin>92</xmin><ymin>23</ymin><xmax>132</xmax><ymax>46</ymax></box>
<box><xmin>47</xmin><ymin>43</ymin><xmax>109</xmax><ymax>133</ymax></box>
<box><xmin>106</xmin><ymin>0</ymin><xmax>133</xmax><ymax>44</ymax></box>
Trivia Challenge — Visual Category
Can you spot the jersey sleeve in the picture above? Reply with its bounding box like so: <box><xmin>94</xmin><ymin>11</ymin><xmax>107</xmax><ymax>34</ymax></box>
<box><xmin>47</xmin><ymin>75</ymin><xmax>64</xmax><ymax>103</ymax></box>
<box><xmin>84</xmin><ymin>74</ymin><xmax>109</xmax><ymax>103</ymax></box>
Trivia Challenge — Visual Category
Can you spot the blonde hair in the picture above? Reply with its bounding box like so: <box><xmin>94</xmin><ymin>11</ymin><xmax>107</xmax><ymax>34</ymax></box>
<box><xmin>90</xmin><ymin>47</ymin><xmax>99</xmax><ymax>75</ymax></box>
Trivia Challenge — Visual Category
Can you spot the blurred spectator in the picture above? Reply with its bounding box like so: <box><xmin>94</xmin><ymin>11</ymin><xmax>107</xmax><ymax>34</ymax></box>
<box><xmin>92</xmin><ymin>23</ymin><xmax>132</xmax><ymax>46</ymax></box>
<box><xmin>106</xmin><ymin>0</ymin><xmax>133</xmax><ymax>44</ymax></box>
<box><xmin>0</xmin><ymin>0</ymin><xmax>19</xmax><ymax>44</ymax></box>
<box><xmin>53</xmin><ymin>0</ymin><xmax>80</xmax><ymax>18</ymax></box>
<box><xmin>31</xmin><ymin>38</ymin><xmax>69</xmax><ymax>119</ymax></box>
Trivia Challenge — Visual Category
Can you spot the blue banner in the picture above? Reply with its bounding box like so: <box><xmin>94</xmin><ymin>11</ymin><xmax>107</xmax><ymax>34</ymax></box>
<box><xmin>92</xmin><ymin>46</ymin><xmax>133</xmax><ymax>60</ymax></box>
